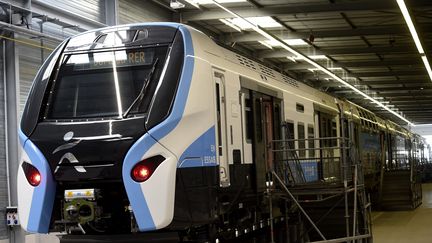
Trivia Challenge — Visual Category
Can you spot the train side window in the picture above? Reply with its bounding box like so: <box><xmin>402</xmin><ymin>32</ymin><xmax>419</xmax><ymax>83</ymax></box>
<box><xmin>298</xmin><ymin>123</ymin><xmax>305</xmax><ymax>158</ymax></box>
<box><xmin>296</xmin><ymin>103</ymin><xmax>304</xmax><ymax>113</ymax></box>
<box><xmin>308</xmin><ymin>125</ymin><xmax>315</xmax><ymax>157</ymax></box>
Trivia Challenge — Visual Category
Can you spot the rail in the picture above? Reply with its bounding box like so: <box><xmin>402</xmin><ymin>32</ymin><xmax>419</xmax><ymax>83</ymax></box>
<box><xmin>271</xmin><ymin>136</ymin><xmax>351</xmax><ymax>186</ymax></box>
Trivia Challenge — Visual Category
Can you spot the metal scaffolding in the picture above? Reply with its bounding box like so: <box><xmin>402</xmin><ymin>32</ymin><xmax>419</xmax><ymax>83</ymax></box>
<box><xmin>265</xmin><ymin>108</ymin><xmax>372</xmax><ymax>243</ymax></box>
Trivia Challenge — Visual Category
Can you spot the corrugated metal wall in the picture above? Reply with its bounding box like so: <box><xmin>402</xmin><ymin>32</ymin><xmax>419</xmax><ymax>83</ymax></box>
<box><xmin>118</xmin><ymin>0</ymin><xmax>172</xmax><ymax>24</ymax></box>
<box><xmin>0</xmin><ymin>41</ymin><xmax>8</xmax><ymax>240</ymax></box>
<box><xmin>38</xmin><ymin>0</ymin><xmax>106</xmax><ymax>23</ymax></box>
<box><xmin>17</xmin><ymin>40</ymin><xmax>43</xmax><ymax>116</ymax></box>
<box><xmin>16</xmin><ymin>35</ymin><xmax>57</xmax><ymax>116</ymax></box>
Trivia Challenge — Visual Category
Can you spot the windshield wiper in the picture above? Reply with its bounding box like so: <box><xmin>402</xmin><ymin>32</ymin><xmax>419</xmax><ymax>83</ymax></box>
<box><xmin>122</xmin><ymin>58</ymin><xmax>159</xmax><ymax>118</ymax></box>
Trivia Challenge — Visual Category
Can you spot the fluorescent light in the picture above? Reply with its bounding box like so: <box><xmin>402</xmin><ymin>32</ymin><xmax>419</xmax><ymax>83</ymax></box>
<box><xmin>258</xmin><ymin>41</ymin><xmax>273</xmax><ymax>49</ymax></box>
<box><xmin>397</xmin><ymin>0</ymin><xmax>432</xmax><ymax>83</ymax></box>
<box><xmin>422</xmin><ymin>56</ymin><xmax>432</xmax><ymax>81</ymax></box>
<box><xmin>286</xmin><ymin>39</ymin><xmax>308</xmax><ymax>46</ymax></box>
<box><xmin>224</xmin><ymin>17</ymin><xmax>281</xmax><ymax>30</ymax></box>
<box><xmin>190</xmin><ymin>0</ymin><xmax>246</xmax><ymax>4</ymax></box>
<box><xmin>287</xmin><ymin>56</ymin><xmax>297</xmax><ymax>63</ymax></box>
<box><xmin>309</xmin><ymin>55</ymin><xmax>328</xmax><ymax>60</ymax></box>
<box><xmin>396</xmin><ymin>0</ymin><xmax>424</xmax><ymax>54</ymax></box>
<box><xmin>211</xmin><ymin>0</ymin><xmax>414</xmax><ymax>125</ymax></box>
<box><xmin>260</xmin><ymin>39</ymin><xmax>308</xmax><ymax>47</ymax></box>
<box><xmin>294</xmin><ymin>55</ymin><xmax>328</xmax><ymax>60</ymax></box>
<box><xmin>219</xmin><ymin>18</ymin><xmax>242</xmax><ymax>32</ymax></box>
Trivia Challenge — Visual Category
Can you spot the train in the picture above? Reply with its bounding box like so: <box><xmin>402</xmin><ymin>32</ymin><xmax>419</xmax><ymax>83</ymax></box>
<box><xmin>17</xmin><ymin>22</ymin><xmax>428</xmax><ymax>240</ymax></box>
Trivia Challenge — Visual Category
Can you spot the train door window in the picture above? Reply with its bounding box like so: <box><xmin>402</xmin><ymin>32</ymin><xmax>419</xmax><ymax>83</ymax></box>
<box><xmin>244</xmin><ymin>93</ymin><xmax>253</xmax><ymax>144</ymax></box>
<box><xmin>308</xmin><ymin>125</ymin><xmax>315</xmax><ymax>157</ymax></box>
<box><xmin>215</xmin><ymin>83</ymin><xmax>223</xmax><ymax>155</ymax></box>
<box><xmin>255</xmin><ymin>98</ymin><xmax>263</xmax><ymax>142</ymax></box>
<box><xmin>273</xmin><ymin>102</ymin><xmax>282</xmax><ymax>140</ymax></box>
<box><xmin>298</xmin><ymin>123</ymin><xmax>305</xmax><ymax>158</ymax></box>
<box><xmin>214</xmin><ymin>73</ymin><xmax>230</xmax><ymax>187</ymax></box>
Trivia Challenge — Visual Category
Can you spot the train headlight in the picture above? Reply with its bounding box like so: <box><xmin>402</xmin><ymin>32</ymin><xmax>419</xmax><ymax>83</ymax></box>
<box><xmin>130</xmin><ymin>155</ymin><xmax>166</xmax><ymax>183</ymax></box>
<box><xmin>22</xmin><ymin>162</ymin><xmax>41</xmax><ymax>187</ymax></box>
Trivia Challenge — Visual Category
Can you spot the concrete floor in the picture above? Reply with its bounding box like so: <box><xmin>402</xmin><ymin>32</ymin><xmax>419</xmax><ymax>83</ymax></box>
<box><xmin>372</xmin><ymin>183</ymin><xmax>432</xmax><ymax>243</ymax></box>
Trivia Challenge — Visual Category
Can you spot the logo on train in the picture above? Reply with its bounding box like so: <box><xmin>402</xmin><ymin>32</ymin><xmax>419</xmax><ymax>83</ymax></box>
<box><xmin>53</xmin><ymin>131</ymin><xmax>86</xmax><ymax>173</ymax></box>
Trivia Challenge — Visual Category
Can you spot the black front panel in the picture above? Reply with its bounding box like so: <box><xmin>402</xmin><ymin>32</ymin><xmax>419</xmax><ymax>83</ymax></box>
<box><xmin>31</xmin><ymin>118</ymin><xmax>145</xmax><ymax>181</ymax></box>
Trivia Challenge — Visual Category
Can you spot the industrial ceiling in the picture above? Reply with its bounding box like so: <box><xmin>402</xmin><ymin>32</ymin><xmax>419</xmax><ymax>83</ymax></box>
<box><xmin>156</xmin><ymin>0</ymin><xmax>432</xmax><ymax>125</ymax></box>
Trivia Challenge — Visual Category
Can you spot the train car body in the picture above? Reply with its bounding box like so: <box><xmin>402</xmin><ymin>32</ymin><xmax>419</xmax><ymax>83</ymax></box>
<box><xmin>17</xmin><ymin>23</ymin><xmax>423</xmax><ymax>238</ymax></box>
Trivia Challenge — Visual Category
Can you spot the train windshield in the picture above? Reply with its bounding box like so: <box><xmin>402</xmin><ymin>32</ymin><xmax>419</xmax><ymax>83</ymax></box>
<box><xmin>46</xmin><ymin>46</ymin><xmax>169</xmax><ymax>120</ymax></box>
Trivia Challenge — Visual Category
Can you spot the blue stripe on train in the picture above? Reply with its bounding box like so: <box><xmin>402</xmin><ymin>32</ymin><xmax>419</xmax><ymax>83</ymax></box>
<box><xmin>178</xmin><ymin>126</ymin><xmax>217</xmax><ymax>168</ymax></box>
<box><xmin>19</xmin><ymin>130</ymin><xmax>56</xmax><ymax>233</ymax></box>
<box><xmin>122</xmin><ymin>24</ymin><xmax>195</xmax><ymax>231</ymax></box>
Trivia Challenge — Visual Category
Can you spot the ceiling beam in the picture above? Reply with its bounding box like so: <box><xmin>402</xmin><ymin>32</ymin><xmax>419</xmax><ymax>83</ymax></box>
<box><xmin>305</xmin><ymin>70</ymin><xmax>427</xmax><ymax>80</ymax></box>
<box><xmin>285</xmin><ymin>59</ymin><xmax>422</xmax><ymax>70</ymax></box>
<box><xmin>333</xmin><ymin>90</ymin><xmax>432</xmax><ymax>97</ymax></box>
<box><xmin>373</xmin><ymin>87</ymin><xmax>430</xmax><ymax>92</ymax></box>
<box><xmin>363</xmin><ymin>80</ymin><xmax>430</xmax><ymax>85</ymax></box>
<box><xmin>259</xmin><ymin>45</ymin><xmax>418</xmax><ymax>58</ymax></box>
<box><xmin>222</xmin><ymin>24</ymin><xmax>432</xmax><ymax>43</ymax></box>
<box><xmin>315</xmin><ymin>79</ymin><xmax>429</xmax><ymax>88</ymax></box>
<box><xmin>181</xmin><ymin>0</ymin><xmax>432</xmax><ymax>21</ymax></box>
<box><xmin>389</xmin><ymin>99</ymin><xmax>432</xmax><ymax>103</ymax></box>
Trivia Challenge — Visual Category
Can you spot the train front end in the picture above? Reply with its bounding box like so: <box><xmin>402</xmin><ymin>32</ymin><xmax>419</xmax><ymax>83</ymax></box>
<box><xmin>17</xmin><ymin>23</ymin><xmax>206</xmax><ymax>234</ymax></box>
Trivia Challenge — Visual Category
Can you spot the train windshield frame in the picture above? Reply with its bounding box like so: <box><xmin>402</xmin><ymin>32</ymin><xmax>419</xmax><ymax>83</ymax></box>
<box><xmin>44</xmin><ymin>45</ymin><xmax>169</xmax><ymax>121</ymax></box>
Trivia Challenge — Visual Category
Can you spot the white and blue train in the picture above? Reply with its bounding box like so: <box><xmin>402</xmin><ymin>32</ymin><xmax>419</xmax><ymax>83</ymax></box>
<box><xmin>17</xmin><ymin>23</ymin><xmax>424</xmax><ymax>239</ymax></box>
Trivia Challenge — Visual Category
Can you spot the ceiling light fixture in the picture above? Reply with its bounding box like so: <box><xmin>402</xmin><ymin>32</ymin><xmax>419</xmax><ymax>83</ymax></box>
<box><xmin>421</xmin><ymin>56</ymin><xmax>432</xmax><ymax>81</ymax></box>
<box><xmin>258</xmin><ymin>40</ymin><xmax>273</xmax><ymax>49</ymax></box>
<box><xmin>211</xmin><ymin>0</ymin><xmax>413</xmax><ymax>126</ymax></box>
<box><xmin>287</xmin><ymin>56</ymin><xmax>297</xmax><ymax>63</ymax></box>
<box><xmin>396</xmin><ymin>0</ymin><xmax>424</xmax><ymax>54</ymax></box>
<box><xmin>260</xmin><ymin>38</ymin><xmax>308</xmax><ymax>47</ymax></box>
<box><xmin>185</xmin><ymin>0</ymin><xmax>246</xmax><ymax>7</ymax></box>
<box><xmin>307</xmin><ymin>55</ymin><xmax>328</xmax><ymax>60</ymax></box>
<box><xmin>223</xmin><ymin>16</ymin><xmax>282</xmax><ymax>30</ymax></box>
<box><xmin>219</xmin><ymin>19</ymin><xmax>242</xmax><ymax>32</ymax></box>
<box><xmin>397</xmin><ymin>0</ymin><xmax>432</xmax><ymax>85</ymax></box>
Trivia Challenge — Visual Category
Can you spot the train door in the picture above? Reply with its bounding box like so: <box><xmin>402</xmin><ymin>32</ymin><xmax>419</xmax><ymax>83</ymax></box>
<box><xmin>214</xmin><ymin>73</ymin><xmax>230</xmax><ymax>187</ymax></box>
<box><xmin>251</xmin><ymin>91</ymin><xmax>281</xmax><ymax>191</ymax></box>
